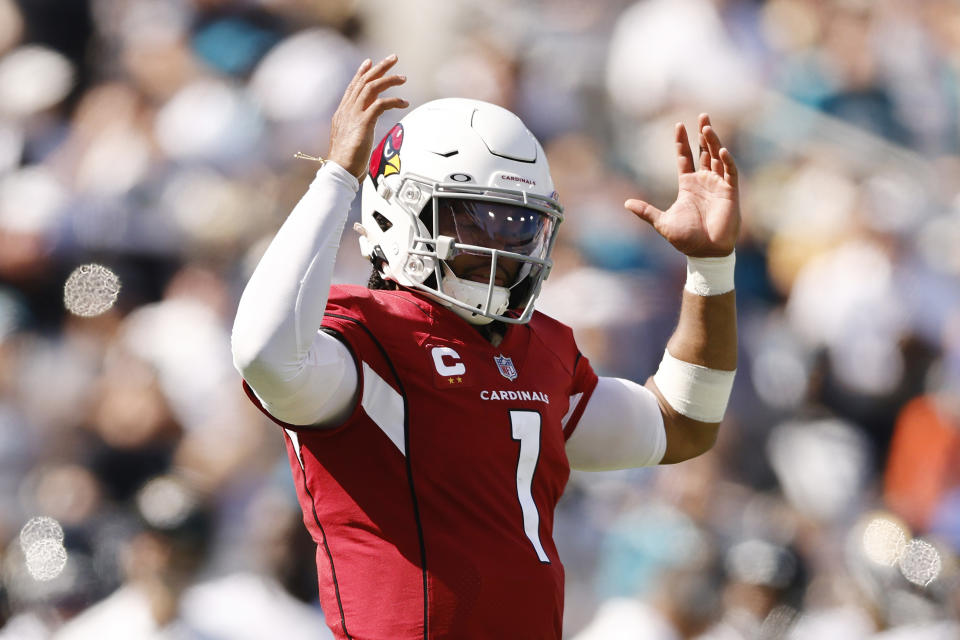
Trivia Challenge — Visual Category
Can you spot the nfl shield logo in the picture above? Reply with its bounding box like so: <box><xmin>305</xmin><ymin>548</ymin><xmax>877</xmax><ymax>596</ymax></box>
<box><xmin>494</xmin><ymin>354</ymin><xmax>518</xmax><ymax>381</ymax></box>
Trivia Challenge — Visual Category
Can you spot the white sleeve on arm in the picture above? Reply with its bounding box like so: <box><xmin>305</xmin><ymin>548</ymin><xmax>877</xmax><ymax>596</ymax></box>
<box><xmin>565</xmin><ymin>376</ymin><xmax>666</xmax><ymax>470</ymax></box>
<box><xmin>231</xmin><ymin>161</ymin><xmax>360</xmax><ymax>427</ymax></box>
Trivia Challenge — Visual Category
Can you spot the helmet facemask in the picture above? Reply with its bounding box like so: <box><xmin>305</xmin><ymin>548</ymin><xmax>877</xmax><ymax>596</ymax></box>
<box><xmin>400</xmin><ymin>177</ymin><xmax>562</xmax><ymax>324</ymax></box>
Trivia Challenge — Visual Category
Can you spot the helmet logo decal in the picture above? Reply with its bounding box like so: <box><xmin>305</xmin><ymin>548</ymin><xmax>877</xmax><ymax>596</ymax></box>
<box><xmin>368</xmin><ymin>123</ymin><xmax>404</xmax><ymax>186</ymax></box>
<box><xmin>449</xmin><ymin>173</ymin><xmax>474</xmax><ymax>183</ymax></box>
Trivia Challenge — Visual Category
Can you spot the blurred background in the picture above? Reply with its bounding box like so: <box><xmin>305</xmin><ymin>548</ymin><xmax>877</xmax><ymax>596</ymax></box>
<box><xmin>0</xmin><ymin>0</ymin><xmax>958</xmax><ymax>637</ymax></box>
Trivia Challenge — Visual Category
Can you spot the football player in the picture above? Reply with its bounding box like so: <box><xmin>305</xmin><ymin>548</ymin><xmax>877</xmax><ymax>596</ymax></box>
<box><xmin>232</xmin><ymin>54</ymin><xmax>739</xmax><ymax>640</ymax></box>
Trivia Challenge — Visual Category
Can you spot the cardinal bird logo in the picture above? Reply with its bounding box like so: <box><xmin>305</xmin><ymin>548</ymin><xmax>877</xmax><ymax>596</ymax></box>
<box><xmin>369</xmin><ymin>123</ymin><xmax>404</xmax><ymax>186</ymax></box>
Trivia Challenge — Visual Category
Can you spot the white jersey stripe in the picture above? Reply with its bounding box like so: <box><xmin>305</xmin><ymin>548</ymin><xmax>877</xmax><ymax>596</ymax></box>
<box><xmin>284</xmin><ymin>428</ymin><xmax>304</xmax><ymax>470</ymax></box>
<box><xmin>361</xmin><ymin>361</ymin><xmax>406</xmax><ymax>456</ymax></box>
<box><xmin>560</xmin><ymin>392</ymin><xmax>584</xmax><ymax>429</ymax></box>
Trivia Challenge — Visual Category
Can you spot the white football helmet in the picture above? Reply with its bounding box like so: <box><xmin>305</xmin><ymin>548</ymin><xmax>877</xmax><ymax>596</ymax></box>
<box><xmin>357</xmin><ymin>98</ymin><xmax>563</xmax><ymax>325</ymax></box>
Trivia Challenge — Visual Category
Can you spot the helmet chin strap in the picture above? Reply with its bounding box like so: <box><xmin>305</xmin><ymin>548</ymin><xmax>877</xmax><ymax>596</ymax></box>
<box><xmin>439</xmin><ymin>262</ymin><xmax>510</xmax><ymax>325</ymax></box>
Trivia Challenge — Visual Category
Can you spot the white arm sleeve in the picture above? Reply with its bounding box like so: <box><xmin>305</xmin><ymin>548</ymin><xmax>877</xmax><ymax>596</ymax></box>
<box><xmin>231</xmin><ymin>161</ymin><xmax>360</xmax><ymax>427</ymax></box>
<box><xmin>565</xmin><ymin>376</ymin><xmax>666</xmax><ymax>470</ymax></box>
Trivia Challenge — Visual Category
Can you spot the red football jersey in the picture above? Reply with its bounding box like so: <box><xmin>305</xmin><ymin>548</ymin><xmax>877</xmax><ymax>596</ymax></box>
<box><xmin>244</xmin><ymin>285</ymin><xmax>598</xmax><ymax>640</ymax></box>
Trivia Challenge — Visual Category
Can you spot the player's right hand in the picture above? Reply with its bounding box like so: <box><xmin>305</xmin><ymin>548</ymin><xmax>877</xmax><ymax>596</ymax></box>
<box><xmin>327</xmin><ymin>54</ymin><xmax>408</xmax><ymax>181</ymax></box>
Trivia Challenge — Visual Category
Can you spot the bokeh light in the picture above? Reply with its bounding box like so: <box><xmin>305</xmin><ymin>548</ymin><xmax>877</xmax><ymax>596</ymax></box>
<box><xmin>23</xmin><ymin>538</ymin><xmax>67</xmax><ymax>582</ymax></box>
<box><xmin>19</xmin><ymin>516</ymin><xmax>68</xmax><ymax>582</ymax></box>
<box><xmin>898</xmin><ymin>539</ymin><xmax>942</xmax><ymax>587</ymax></box>
<box><xmin>63</xmin><ymin>264</ymin><xmax>121</xmax><ymax>317</ymax></box>
<box><xmin>862</xmin><ymin>516</ymin><xmax>908</xmax><ymax>567</ymax></box>
<box><xmin>18</xmin><ymin>516</ymin><xmax>63</xmax><ymax>552</ymax></box>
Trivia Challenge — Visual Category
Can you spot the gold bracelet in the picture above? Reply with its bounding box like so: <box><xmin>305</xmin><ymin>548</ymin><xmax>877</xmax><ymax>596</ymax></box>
<box><xmin>293</xmin><ymin>151</ymin><xmax>326</xmax><ymax>164</ymax></box>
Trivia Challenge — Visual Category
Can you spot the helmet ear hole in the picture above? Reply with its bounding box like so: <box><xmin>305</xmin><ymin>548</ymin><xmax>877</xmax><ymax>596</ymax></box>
<box><xmin>372</xmin><ymin>211</ymin><xmax>393</xmax><ymax>232</ymax></box>
<box><xmin>370</xmin><ymin>245</ymin><xmax>389</xmax><ymax>269</ymax></box>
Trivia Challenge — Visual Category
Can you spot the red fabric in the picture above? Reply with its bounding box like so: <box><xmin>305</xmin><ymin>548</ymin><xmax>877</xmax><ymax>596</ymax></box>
<box><xmin>242</xmin><ymin>285</ymin><xmax>597</xmax><ymax>639</ymax></box>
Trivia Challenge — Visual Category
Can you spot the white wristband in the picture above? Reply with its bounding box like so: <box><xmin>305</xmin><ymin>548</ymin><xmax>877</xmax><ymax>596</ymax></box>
<box><xmin>653</xmin><ymin>349</ymin><xmax>736</xmax><ymax>423</ymax></box>
<box><xmin>685</xmin><ymin>251</ymin><xmax>735</xmax><ymax>296</ymax></box>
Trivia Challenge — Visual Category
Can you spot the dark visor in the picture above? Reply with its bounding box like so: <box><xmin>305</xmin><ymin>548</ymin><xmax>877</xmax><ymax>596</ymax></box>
<box><xmin>436</xmin><ymin>199</ymin><xmax>553</xmax><ymax>259</ymax></box>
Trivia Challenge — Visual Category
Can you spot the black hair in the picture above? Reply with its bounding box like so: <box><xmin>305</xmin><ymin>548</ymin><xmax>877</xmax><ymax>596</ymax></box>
<box><xmin>367</xmin><ymin>267</ymin><xmax>398</xmax><ymax>291</ymax></box>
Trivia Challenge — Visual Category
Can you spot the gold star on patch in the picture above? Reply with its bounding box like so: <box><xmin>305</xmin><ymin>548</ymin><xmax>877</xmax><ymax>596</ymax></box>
<box><xmin>448</xmin><ymin>378</ymin><xmax>455</xmax><ymax>384</ymax></box>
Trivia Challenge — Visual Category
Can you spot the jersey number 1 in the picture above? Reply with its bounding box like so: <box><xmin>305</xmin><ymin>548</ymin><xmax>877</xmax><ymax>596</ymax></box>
<box><xmin>510</xmin><ymin>410</ymin><xmax>550</xmax><ymax>563</ymax></box>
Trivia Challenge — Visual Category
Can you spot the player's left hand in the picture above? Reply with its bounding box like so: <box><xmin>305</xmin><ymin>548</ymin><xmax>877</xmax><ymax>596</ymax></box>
<box><xmin>624</xmin><ymin>114</ymin><xmax>740</xmax><ymax>258</ymax></box>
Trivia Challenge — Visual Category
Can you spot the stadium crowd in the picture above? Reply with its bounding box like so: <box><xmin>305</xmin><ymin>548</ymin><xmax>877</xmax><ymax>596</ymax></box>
<box><xmin>0</xmin><ymin>0</ymin><xmax>958</xmax><ymax>637</ymax></box>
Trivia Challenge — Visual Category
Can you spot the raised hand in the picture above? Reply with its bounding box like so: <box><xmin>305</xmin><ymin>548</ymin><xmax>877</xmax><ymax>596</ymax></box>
<box><xmin>624</xmin><ymin>114</ymin><xmax>740</xmax><ymax>258</ymax></box>
<box><xmin>327</xmin><ymin>55</ymin><xmax>408</xmax><ymax>180</ymax></box>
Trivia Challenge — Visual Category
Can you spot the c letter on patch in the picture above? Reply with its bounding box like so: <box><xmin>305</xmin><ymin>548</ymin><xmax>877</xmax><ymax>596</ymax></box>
<box><xmin>432</xmin><ymin>346</ymin><xmax>466</xmax><ymax>376</ymax></box>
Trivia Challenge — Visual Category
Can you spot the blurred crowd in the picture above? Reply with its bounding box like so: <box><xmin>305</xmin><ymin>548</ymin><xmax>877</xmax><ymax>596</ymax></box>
<box><xmin>0</xmin><ymin>0</ymin><xmax>958</xmax><ymax>638</ymax></box>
